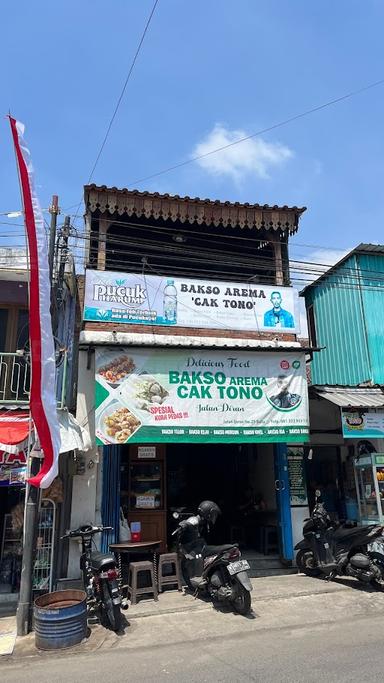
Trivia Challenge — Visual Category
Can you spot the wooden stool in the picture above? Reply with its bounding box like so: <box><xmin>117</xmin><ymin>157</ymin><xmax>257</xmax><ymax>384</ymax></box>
<box><xmin>262</xmin><ymin>525</ymin><xmax>278</xmax><ymax>555</ymax></box>
<box><xmin>127</xmin><ymin>561</ymin><xmax>158</xmax><ymax>605</ymax></box>
<box><xmin>158</xmin><ymin>553</ymin><xmax>182</xmax><ymax>592</ymax></box>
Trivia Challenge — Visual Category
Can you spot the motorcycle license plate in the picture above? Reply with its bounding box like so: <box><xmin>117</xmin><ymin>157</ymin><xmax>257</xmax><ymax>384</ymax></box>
<box><xmin>227</xmin><ymin>560</ymin><xmax>250</xmax><ymax>575</ymax></box>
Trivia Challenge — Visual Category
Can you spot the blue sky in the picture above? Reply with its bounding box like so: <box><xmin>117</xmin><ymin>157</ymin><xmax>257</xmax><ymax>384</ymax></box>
<box><xmin>1</xmin><ymin>0</ymin><xmax>384</xmax><ymax>279</ymax></box>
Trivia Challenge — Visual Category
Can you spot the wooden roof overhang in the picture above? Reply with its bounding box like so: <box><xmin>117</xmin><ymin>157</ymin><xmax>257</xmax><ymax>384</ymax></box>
<box><xmin>84</xmin><ymin>185</ymin><xmax>306</xmax><ymax>237</ymax></box>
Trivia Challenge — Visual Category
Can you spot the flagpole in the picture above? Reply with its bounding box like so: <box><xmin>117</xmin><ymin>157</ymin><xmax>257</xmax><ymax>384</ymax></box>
<box><xmin>16</xmin><ymin>226</ymin><xmax>41</xmax><ymax>636</ymax></box>
<box><xmin>9</xmin><ymin>112</ymin><xmax>60</xmax><ymax>634</ymax></box>
<box><xmin>7</xmin><ymin>115</ymin><xmax>37</xmax><ymax>636</ymax></box>
<box><xmin>16</xmin><ymin>193</ymin><xmax>60</xmax><ymax>634</ymax></box>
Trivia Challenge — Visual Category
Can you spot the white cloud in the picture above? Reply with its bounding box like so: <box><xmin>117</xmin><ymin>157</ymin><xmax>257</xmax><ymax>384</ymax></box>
<box><xmin>293</xmin><ymin>248</ymin><xmax>352</xmax><ymax>285</ymax></box>
<box><xmin>306</xmin><ymin>248</ymin><xmax>351</xmax><ymax>270</ymax></box>
<box><xmin>191</xmin><ymin>124</ymin><xmax>293</xmax><ymax>183</ymax></box>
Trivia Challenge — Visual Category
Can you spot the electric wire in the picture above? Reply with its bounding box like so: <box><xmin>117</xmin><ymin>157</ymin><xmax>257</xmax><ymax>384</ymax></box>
<box><xmin>127</xmin><ymin>78</ymin><xmax>384</xmax><ymax>186</ymax></box>
<box><xmin>1</xmin><ymin>230</ymin><xmax>384</xmax><ymax>287</ymax></box>
<box><xmin>70</xmin><ymin>0</ymin><xmax>160</xmax><ymax>226</ymax></box>
<box><xmin>60</xmin><ymin>76</ymin><xmax>384</xmax><ymax>215</ymax></box>
<box><xmin>2</xmin><ymin>217</ymin><xmax>384</xmax><ymax>292</ymax></box>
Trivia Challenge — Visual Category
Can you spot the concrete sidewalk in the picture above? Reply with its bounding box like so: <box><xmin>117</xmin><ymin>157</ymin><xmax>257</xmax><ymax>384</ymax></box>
<box><xmin>5</xmin><ymin>574</ymin><xmax>384</xmax><ymax>661</ymax></box>
<box><xmin>127</xmin><ymin>573</ymin><xmax>355</xmax><ymax>618</ymax></box>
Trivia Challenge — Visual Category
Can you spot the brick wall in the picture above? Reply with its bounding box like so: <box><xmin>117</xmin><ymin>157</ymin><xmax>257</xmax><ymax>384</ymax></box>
<box><xmin>83</xmin><ymin>320</ymin><xmax>296</xmax><ymax>343</ymax></box>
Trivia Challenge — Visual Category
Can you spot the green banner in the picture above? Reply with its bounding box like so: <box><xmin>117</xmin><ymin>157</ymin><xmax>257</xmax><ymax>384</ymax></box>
<box><xmin>95</xmin><ymin>348</ymin><xmax>309</xmax><ymax>445</ymax></box>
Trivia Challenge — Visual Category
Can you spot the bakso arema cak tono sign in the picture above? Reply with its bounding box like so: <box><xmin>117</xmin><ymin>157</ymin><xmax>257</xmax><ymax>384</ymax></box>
<box><xmin>95</xmin><ymin>348</ymin><xmax>309</xmax><ymax>444</ymax></box>
<box><xmin>84</xmin><ymin>269</ymin><xmax>301</xmax><ymax>333</ymax></box>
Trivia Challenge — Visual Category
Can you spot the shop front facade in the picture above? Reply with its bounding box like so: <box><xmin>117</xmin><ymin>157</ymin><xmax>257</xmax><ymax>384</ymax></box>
<box><xmin>69</xmin><ymin>186</ymin><xmax>311</xmax><ymax>575</ymax></box>
<box><xmin>308</xmin><ymin>386</ymin><xmax>384</xmax><ymax>529</ymax></box>
<box><xmin>303</xmin><ymin>243</ymin><xmax>384</xmax><ymax>529</ymax></box>
<box><xmin>0</xmin><ymin>249</ymin><xmax>88</xmax><ymax>603</ymax></box>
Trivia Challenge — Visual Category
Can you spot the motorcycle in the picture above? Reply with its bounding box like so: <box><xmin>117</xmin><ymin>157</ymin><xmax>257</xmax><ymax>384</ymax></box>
<box><xmin>62</xmin><ymin>524</ymin><xmax>124</xmax><ymax>631</ymax></box>
<box><xmin>172</xmin><ymin>500</ymin><xmax>253</xmax><ymax>615</ymax></box>
<box><xmin>295</xmin><ymin>491</ymin><xmax>384</xmax><ymax>589</ymax></box>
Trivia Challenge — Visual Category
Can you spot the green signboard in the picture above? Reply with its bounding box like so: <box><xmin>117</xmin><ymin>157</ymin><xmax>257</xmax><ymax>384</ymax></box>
<box><xmin>287</xmin><ymin>447</ymin><xmax>308</xmax><ymax>506</ymax></box>
<box><xmin>95</xmin><ymin>348</ymin><xmax>309</xmax><ymax>445</ymax></box>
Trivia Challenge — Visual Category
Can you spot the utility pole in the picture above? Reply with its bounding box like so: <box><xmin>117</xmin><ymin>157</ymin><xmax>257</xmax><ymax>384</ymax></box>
<box><xmin>52</xmin><ymin>215</ymin><xmax>70</xmax><ymax>336</ymax></box>
<box><xmin>16</xmin><ymin>195</ymin><xmax>60</xmax><ymax>636</ymax></box>
<box><xmin>48</xmin><ymin>195</ymin><xmax>60</xmax><ymax>278</ymax></box>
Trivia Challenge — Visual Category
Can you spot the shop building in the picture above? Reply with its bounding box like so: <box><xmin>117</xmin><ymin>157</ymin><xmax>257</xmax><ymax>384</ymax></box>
<box><xmin>70</xmin><ymin>185</ymin><xmax>312</xmax><ymax>576</ymax></box>
<box><xmin>0</xmin><ymin>247</ymin><xmax>89</xmax><ymax>603</ymax></box>
<box><xmin>302</xmin><ymin>244</ymin><xmax>384</xmax><ymax>525</ymax></box>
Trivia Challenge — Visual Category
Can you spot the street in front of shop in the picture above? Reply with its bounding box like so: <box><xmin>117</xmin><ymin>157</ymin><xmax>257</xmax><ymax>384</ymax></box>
<box><xmin>3</xmin><ymin>573</ymin><xmax>384</xmax><ymax>667</ymax></box>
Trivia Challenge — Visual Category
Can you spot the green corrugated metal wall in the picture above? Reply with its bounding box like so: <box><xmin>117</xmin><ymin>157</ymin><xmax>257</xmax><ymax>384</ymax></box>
<box><xmin>359</xmin><ymin>253</ymin><xmax>384</xmax><ymax>384</ymax></box>
<box><xmin>304</xmin><ymin>255</ymin><xmax>372</xmax><ymax>385</ymax></box>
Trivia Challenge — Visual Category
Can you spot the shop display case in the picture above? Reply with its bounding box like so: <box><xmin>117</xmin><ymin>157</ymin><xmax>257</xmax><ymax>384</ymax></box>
<box><xmin>1</xmin><ymin>513</ymin><xmax>22</xmax><ymax>560</ymax></box>
<box><xmin>129</xmin><ymin>461</ymin><xmax>163</xmax><ymax>510</ymax></box>
<box><xmin>354</xmin><ymin>454</ymin><xmax>384</xmax><ymax>525</ymax></box>
<box><xmin>32</xmin><ymin>498</ymin><xmax>56</xmax><ymax>592</ymax></box>
<box><xmin>123</xmin><ymin>445</ymin><xmax>167</xmax><ymax>551</ymax></box>
<box><xmin>0</xmin><ymin>513</ymin><xmax>22</xmax><ymax>592</ymax></box>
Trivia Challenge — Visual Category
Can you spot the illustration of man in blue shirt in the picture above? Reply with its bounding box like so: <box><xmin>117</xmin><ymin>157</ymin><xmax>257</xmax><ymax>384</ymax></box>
<box><xmin>264</xmin><ymin>291</ymin><xmax>294</xmax><ymax>328</ymax></box>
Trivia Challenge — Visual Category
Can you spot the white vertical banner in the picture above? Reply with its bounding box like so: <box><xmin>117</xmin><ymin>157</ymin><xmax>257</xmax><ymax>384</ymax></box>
<box><xmin>9</xmin><ymin>117</ymin><xmax>60</xmax><ymax>488</ymax></box>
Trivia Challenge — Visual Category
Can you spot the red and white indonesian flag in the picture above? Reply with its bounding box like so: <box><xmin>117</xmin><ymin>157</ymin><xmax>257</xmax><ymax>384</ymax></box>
<box><xmin>9</xmin><ymin>117</ymin><xmax>60</xmax><ymax>489</ymax></box>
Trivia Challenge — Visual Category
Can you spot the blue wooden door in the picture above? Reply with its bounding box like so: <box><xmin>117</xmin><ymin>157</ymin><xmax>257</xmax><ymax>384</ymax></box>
<box><xmin>274</xmin><ymin>443</ymin><xmax>294</xmax><ymax>561</ymax></box>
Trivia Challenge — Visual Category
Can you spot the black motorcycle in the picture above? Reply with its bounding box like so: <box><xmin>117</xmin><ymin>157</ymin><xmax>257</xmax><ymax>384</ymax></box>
<box><xmin>295</xmin><ymin>492</ymin><xmax>384</xmax><ymax>589</ymax></box>
<box><xmin>62</xmin><ymin>524</ymin><xmax>124</xmax><ymax>631</ymax></box>
<box><xmin>172</xmin><ymin>500</ymin><xmax>253</xmax><ymax>615</ymax></box>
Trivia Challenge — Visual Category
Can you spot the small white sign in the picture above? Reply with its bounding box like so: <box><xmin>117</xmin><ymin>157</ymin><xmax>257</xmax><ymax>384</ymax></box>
<box><xmin>136</xmin><ymin>495</ymin><xmax>155</xmax><ymax>508</ymax></box>
<box><xmin>138</xmin><ymin>446</ymin><xmax>156</xmax><ymax>459</ymax></box>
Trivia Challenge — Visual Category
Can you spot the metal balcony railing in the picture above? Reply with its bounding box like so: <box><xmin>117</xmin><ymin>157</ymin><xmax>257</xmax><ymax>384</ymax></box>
<box><xmin>0</xmin><ymin>352</ymin><xmax>67</xmax><ymax>408</ymax></box>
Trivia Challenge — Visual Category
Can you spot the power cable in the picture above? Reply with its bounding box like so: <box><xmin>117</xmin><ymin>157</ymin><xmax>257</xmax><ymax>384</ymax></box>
<box><xmin>0</xmin><ymin>223</ymin><xmax>381</xmax><ymax>281</ymax></box>
<box><xmin>61</xmin><ymin>76</ymin><xmax>384</xmax><ymax>213</ymax></box>
<box><xmin>126</xmin><ymin>77</ymin><xmax>384</xmax><ymax>186</ymax></box>
<box><xmin>63</xmin><ymin>227</ymin><xmax>384</xmax><ymax>279</ymax></box>
<box><xmin>71</xmin><ymin>0</ymin><xmax>160</xmax><ymax>223</ymax></box>
<box><xmin>63</xmin><ymin>214</ymin><xmax>351</xmax><ymax>257</ymax></box>
<box><xmin>3</xmin><ymin>218</ymin><xmax>384</xmax><ymax>287</ymax></box>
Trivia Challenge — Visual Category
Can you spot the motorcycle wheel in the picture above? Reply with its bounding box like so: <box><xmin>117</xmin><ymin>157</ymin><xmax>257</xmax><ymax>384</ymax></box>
<box><xmin>101</xmin><ymin>582</ymin><xmax>123</xmax><ymax>632</ymax></box>
<box><xmin>296</xmin><ymin>549</ymin><xmax>322</xmax><ymax>577</ymax></box>
<box><xmin>230</xmin><ymin>581</ymin><xmax>251</xmax><ymax>616</ymax></box>
<box><xmin>368</xmin><ymin>552</ymin><xmax>384</xmax><ymax>590</ymax></box>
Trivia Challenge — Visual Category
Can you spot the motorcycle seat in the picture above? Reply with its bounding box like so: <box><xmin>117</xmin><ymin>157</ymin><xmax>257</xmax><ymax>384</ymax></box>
<box><xmin>333</xmin><ymin>526</ymin><xmax>369</xmax><ymax>540</ymax></box>
<box><xmin>204</xmin><ymin>544</ymin><xmax>238</xmax><ymax>557</ymax></box>
<box><xmin>90</xmin><ymin>551</ymin><xmax>116</xmax><ymax>570</ymax></box>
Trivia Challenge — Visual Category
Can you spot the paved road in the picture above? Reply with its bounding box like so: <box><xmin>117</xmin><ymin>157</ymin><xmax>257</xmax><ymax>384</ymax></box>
<box><xmin>3</xmin><ymin>576</ymin><xmax>384</xmax><ymax>682</ymax></box>
<box><xmin>2</xmin><ymin>610</ymin><xmax>384</xmax><ymax>682</ymax></box>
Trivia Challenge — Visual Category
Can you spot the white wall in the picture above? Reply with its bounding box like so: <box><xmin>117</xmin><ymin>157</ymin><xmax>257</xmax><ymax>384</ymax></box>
<box><xmin>68</xmin><ymin>349</ymin><xmax>100</xmax><ymax>578</ymax></box>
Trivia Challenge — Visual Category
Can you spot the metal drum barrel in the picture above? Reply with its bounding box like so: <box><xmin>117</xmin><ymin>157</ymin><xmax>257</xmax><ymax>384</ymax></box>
<box><xmin>34</xmin><ymin>590</ymin><xmax>87</xmax><ymax>650</ymax></box>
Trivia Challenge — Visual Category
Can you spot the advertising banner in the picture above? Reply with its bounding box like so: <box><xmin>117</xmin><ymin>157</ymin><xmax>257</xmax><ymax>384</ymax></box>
<box><xmin>95</xmin><ymin>348</ymin><xmax>309</xmax><ymax>444</ymax></box>
<box><xmin>84</xmin><ymin>269</ymin><xmax>300</xmax><ymax>333</ymax></box>
<box><xmin>342</xmin><ymin>410</ymin><xmax>384</xmax><ymax>439</ymax></box>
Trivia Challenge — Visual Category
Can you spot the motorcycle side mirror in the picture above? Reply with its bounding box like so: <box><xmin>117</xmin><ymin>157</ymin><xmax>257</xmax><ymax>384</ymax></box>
<box><xmin>173</xmin><ymin>511</ymin><xmax>180</xmax><ymax>520</ymax></box>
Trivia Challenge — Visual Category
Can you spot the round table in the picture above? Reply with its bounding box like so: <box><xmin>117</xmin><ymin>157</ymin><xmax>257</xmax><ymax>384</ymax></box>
<box><xmin>109</xmin><ymin>541</ymin><xmax>162</xmax><ymax>593</ymax></box>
